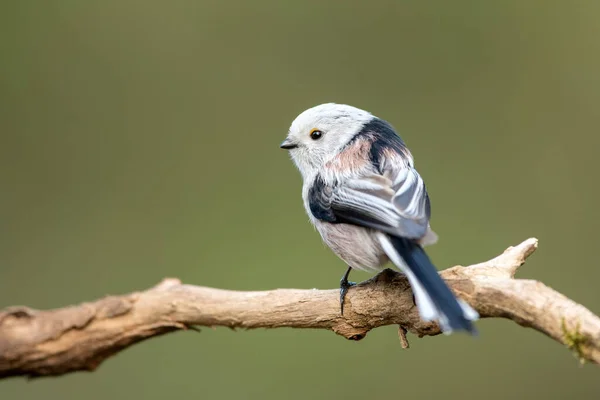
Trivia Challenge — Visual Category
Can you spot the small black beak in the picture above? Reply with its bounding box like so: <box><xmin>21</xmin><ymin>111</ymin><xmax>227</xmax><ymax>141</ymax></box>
<box><xmin>280</xmin><ymin>139</ymin><xmax>298</xmax><ymax>150</ymax></box>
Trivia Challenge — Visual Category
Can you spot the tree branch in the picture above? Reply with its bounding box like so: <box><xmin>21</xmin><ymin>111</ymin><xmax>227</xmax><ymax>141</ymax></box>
<box><xmin>1</xmin><ymin>238</ymin><xmax>598</xmax><ymax>379</ymax></box>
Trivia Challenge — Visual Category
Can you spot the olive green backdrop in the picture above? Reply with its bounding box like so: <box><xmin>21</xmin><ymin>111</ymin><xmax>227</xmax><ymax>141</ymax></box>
<box><xmin>1</xmin><ymin>1</ymin><xmax>599</xmax><ymax>399</ymax></box>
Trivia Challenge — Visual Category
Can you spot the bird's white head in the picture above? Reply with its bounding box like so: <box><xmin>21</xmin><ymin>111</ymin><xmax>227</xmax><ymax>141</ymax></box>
<box><xmin>281</xmin><ymin>103</ymin><xmax>374</xmax><ymax>177</ymax></box>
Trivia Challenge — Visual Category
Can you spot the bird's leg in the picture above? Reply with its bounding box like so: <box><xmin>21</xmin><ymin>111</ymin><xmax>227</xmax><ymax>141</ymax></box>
<box><xmin>339</xmin><ymin>266</ymin><xmax>356</xmax><ymax>315</ymax></box>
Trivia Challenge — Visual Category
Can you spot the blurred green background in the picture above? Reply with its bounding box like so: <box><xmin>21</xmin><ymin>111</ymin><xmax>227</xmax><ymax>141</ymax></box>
<box><xmin>1</xmin><ymin>0</ymin><xmax>599</xmax><ymax>399</ymax></box>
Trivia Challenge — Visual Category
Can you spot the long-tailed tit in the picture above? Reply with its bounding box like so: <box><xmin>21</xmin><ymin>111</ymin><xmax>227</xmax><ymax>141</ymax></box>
<box><xmin>280</xmin><ymin>103</ymin><xmax>478</xmax><ymax>334</ymax></box>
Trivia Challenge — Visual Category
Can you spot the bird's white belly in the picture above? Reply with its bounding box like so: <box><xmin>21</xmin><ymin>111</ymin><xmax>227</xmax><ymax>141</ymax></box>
<box><xmin>314</xmin><ymin>221</ymin><xmax>389</xmax><ymax>273</ymax></box>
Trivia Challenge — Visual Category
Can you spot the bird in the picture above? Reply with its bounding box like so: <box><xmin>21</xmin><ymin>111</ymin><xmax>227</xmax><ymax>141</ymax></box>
<box><xmin>280</xmin><ymin>103</ymin><xmax>478</xmax><ymax>334</ymax></box>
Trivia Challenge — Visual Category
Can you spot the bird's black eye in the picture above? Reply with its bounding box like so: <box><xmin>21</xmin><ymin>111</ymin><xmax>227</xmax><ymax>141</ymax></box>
<box><xmin>309</xmin><ymin>129</ymin><xmax>323</xmax><ymax>140</ymax></box>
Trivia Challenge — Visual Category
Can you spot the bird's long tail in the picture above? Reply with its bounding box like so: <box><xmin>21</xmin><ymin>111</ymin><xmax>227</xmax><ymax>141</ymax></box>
<box><xmin>378</xmin><ymin>233</ymin><xmax>478</xmax><ymax>334</ymax></box>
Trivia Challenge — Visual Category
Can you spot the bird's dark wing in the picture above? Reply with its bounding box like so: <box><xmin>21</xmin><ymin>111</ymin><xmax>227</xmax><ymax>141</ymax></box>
<box><xmin>309</xmin><ymin>163</ymin><xmax>431</xmax><ymax>240</ymax></box>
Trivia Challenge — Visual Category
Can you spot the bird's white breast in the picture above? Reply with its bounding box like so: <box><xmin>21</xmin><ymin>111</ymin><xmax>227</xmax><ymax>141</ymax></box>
<box><xmin>313</xmin><ymin>220</ymin><xmax>389</xmax><ymax>272</ymax></box>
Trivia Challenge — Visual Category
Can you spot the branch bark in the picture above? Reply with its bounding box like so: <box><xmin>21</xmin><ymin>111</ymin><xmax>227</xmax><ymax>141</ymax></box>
<box><xmin>1</xmin><ymin>238</ymin><xmax>598</xmax><ymax>379</ymax></box>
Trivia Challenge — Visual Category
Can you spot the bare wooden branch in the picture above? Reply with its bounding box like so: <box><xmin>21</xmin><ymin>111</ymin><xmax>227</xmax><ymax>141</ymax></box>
<box><xmin>1</xmin><ymin>238</ymin><xmax>598</xmax><ymax>378</ymax></box>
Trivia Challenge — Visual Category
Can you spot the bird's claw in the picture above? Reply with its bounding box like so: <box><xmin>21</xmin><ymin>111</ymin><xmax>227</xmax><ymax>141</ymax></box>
<box><xmin>340</xmin><ymin>279</ymin><xmax>356</xmax><ymax>315</ymax></box>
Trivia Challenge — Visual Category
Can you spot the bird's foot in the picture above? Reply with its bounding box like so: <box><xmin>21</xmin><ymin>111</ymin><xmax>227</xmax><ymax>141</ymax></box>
<box><xmin>340</xmin><ymin>266</ymin><xmax>356</xmax><ymax>315</ymax></box>
<box><xmin>340</xmin><ymin>280</ymin><xmax>356</xmax><ymax>315</ymax></box>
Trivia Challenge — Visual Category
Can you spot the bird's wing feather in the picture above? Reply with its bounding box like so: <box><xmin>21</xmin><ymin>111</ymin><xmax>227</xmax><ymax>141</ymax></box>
<box><xmin>312</xmin><ymin>161</ymin><xmax>432</xmax><ymax>239</ymax></box>
<box><xmin>384</xmin><ymin>162</ymin><xmax>431</xmax><ymax>222</ymax></box>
